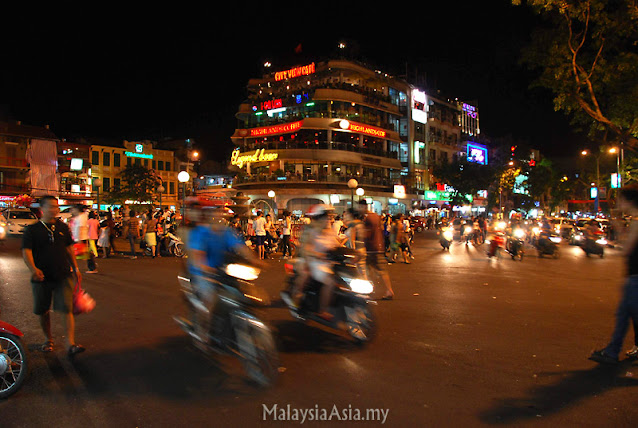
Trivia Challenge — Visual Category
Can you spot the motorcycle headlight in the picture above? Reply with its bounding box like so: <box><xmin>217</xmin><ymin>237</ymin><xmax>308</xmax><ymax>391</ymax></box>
<box><xmin>514</xmin><ymin>229</ymin><xmax>525</xmax><ymax>239</ymax></box>
<box><xmin>0</xmin><ymin>226</ymin><xmax>4</xmax><ymax>234</ymax></box>
<box><xmin>443</xmin><ymin>231</ymin><xmax>453</xmax><ymax>240</ymax></box>
<box><xmin>596</xmin><ymin>238</ymin><xmax>607</xmax><ymax>245</ymax></box>
<box><xmin>532</xmin><ymin>227</ymin><xmax>540</xmax><ymax>235</ymax></box>
<box><xmin>549</xmin><ymin>236</ymin><xmax>562</xmax><ymax>243</ymax></box>
<box><xmin>464</xmin><ymin>226</ymin><xmax>473</xmax><ymax>233</ymax></box>
<box><xmin>343</xmin><ymin>277</ymin><xmax>373</xmax><ymax>294</ymax></box>
<box><xmin>575</xmin><ymin>235</ymin><xmax>582</xmax><ymax>240</ymax></box>
<box><xmin>497</xmin><ymin>222</ymin><xmax>507</xmax><ymax>230</ymax></box>
<box><xmin>225</xmin><ymin>264</ymin><xmax>260</xmax><ymax>281</ymax></box>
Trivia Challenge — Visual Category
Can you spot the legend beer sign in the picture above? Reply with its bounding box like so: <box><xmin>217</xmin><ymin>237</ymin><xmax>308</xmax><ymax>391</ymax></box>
<box><xmin>274</xmin><ymin>62</ymin><xmax>316</xmax><ymax>81</ymax></box>
<box><xmin>230</xmin><ymin>148</ymin><xmax>279</xmax><ymax>168</ymax></box>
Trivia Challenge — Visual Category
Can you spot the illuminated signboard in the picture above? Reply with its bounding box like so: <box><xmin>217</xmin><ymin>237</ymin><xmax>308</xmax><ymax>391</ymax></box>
<box><xmin>348</xmin><ymin>123</ymin><xmax>386</xmax><ymax>138</ymax></box>
<box><xmin>274</xmin><ymin>62</ymin><xmax>316</xmax><ymax>81</ymax></box>
<box><xmin>249</xmin><ymin>121</ymin><xmax>303</xmax><ymax>137</ymax></box>
<box><xmin>135</xmin><ymin>144</ymin><xmax>144</xmax><ymax>153</ymax></box>
<box><xmin>467</xmin><ymin>143</ymin><xmax>488</xmax><ymax>165</ymax></box>
<box><xmin>70</xmin><ymin>158</ymin><xmax>84</xmax><ymax>171</ymax></box>
<box><xmin>393</xmin><ymin>185</ymin><xmax>406</xmax><ymax>199</ymax></box>
<box><xmin>612</xmin><ymin>173</ymin><xmax>621</xmax><ymax>189</ymax></box>
<box><xmin>253</xmin><ymin>98</ymin><xmax>283</xmax><ymax>112</ymax></box>
<box><xmin>424</xmin><ymin>190</ymin><xmax>452</xmax><ymax>201</ymax></box>
<box><xmin>412</xmin><ymin>108</ymin><xmax>427</xmax><ymax>124</ymax></box>
<box><xmin>125</xmin><ymin>151</ymin><xmax>153</xmax><ymax>159</ymax></box>
<box><xmin>462</xmin><ymin>103</ymin><xmax>477</xmax><ymax>118</ymax></box>
<box><xmin>230</xmin><ymin>148</ymin><xmax>279</xmax><ymax>168</ymax></box>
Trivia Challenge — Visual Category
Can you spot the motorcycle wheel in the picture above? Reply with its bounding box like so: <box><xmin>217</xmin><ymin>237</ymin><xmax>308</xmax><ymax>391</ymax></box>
<box><xmin>234</xmin><ymin>314</ymin><xmax>279</xmax><ymax>387</ymax></box>
<box><xmin>346</xmin><ymin>303</ymin><xmax>377</xmax><ymax>345</ymax></box>
<box><xmin>553</xmin><ymin>250</ymin><xmax>560</xmax><ymax>259</ymax></box>
<box><xmin>172</xmin><ymin>243</ymin><xmax>185</xmax><ymax>258</ymax></box>
<box><xmin>0</xmin><ymin>333</ymin><xmax>27</xmax><ymax>399</ymax></box>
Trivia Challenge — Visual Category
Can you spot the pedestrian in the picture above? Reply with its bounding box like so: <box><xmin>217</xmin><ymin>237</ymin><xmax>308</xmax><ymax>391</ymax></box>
<box><xmin>98</xmin><ymin>220</ymin><xmax>110</xmax><ymax>258</ymax></box>
<box><xmin>253</xmin><ymin>210</ymin><xmax>267</xmax><ymax>260</ymax></box>
<box><xmin>106</xmin><ymin>212</ymin><xmax>117</xmax><ymax>256</ymax></box>
<box><xmin>125</xmin><ymin>209</ymin><xmax>140</xmax><ymax>259</ymax></box>
<box><xmin>358</xmin><ymin>201</ymin><xmax>393</xmax><ymax>300</ymax></box>
<box><xmin>70</xmin><ymin>205</ymin><xmax>98</xmax><ymax>274</ymax></box>
<box><xmin>87</xmin><ymin>211</ymin><xmax>100</xmax><ymax>260</ymax></box>
<box><xmin>142</xmin><ymin>210</ymin><xmax>158</xmax><ymax>258</ymax></box>
<box><xmin>21</xmin><ymin>195</ymin><xmax>85</xmax><ymax>356</ymax></box>
<box><xmin>589</xmin><ymin>184</ymin><xmax>638</xmax><ymax>364</ymax></box>
<box><xmin>281</xmin><ymin>211</ymin><xmax>292</xmax><ymax>259</ymax></box>
<box><xmin>332</xmin><ymin>215</ymin><xmax>344</xmax><ymax>236</ymax></box>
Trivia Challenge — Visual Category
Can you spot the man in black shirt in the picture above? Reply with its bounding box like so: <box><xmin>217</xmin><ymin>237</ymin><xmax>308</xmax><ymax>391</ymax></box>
<box><xmin>22</xmin><ymin>195</ymin><xmax>85</xmax><ymax>356</ymax></box>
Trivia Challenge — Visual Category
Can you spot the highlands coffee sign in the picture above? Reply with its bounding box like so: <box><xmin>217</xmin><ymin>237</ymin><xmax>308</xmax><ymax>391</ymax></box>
<box><xmin>230</xmin><ymin>148</ymin><xmax>279</xmax><ymax>168</ymax></box>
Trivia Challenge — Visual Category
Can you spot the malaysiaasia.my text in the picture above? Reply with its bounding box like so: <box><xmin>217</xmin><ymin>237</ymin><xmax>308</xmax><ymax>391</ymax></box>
<box><xmin>263</xmin><ymin>404</ymin><xmax>389</xmax><ymax>424</ymax></box>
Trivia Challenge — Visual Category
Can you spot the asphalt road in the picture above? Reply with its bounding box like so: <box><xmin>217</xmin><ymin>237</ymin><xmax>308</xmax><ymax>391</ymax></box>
<box><xmin>1</xmin><ymin>231</ymin><xmax>637</xmax><ymax>427</ymax></box>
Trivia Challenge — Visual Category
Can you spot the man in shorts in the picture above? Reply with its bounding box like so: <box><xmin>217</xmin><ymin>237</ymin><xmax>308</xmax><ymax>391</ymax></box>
<box><xmin>358</xmin><ymin>201</ymin><xmax>394</xmax><ymax>300</ymax></box>
<box><xmin>22</xmin><ymin>195</ymin><xmax>85</xmax><ymax>356</ymax></box>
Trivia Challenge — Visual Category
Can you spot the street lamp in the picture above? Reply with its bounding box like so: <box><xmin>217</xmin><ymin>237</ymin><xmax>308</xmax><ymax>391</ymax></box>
<box><xmin>267</xmin><ymin>190</ymin><xmax>276</xmax><ymax>217</ymax></box>
<box><xmin>356</xmin><ymin>187</ymin><xmax>365</xmax><ymax>201</ymax></box>
<box><xmin>178</xmin><ymin>170</ymin><xmax>190</xmax><ymax>218</ymax></box>
<box><xmin>157</xmin><ymin>184</ymin><xmax>165</xmax><ymax>209</ymax></box>
<box><xmin>347</xmin><ymin>178</ymin><xmax>358</xmax><ymax>208</ymax></box>
<box><xmin>93</xmin><ymin>177</ymin><xmax>102</xmax><ymax>212</ymax></box>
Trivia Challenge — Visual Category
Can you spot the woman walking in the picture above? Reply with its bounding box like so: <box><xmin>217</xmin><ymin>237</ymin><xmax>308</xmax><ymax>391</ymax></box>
<box><xmin>143</xmin><ymin>210</ymin><xmax>158</xmax><ymax>258</ymax></box>
<box><xmin>281</xmin><ymin>211</ymin><xmax>292</xmax><ymax>259</ymax></box>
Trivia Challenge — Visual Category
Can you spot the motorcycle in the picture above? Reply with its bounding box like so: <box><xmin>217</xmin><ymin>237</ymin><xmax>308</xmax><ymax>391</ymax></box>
<box><xmin>462</xmin><ymin>224</ymin><xmax>474</xmax><ymax>245</ymax></box>
<box><xmin>582</xmin><ymin>232</ymin><xmax>606</xmax><ymax>258</ymax></box>
<box><xmin>0</xmin><ymin>317</ymin><xmax>27</xmax><ymax>398</ymax></box>
<box><xmin>504</xmin><ymin>228</ymin><xmax>525</xmax><ymax>261</ymax></box>
<box><xmin>174</xmin><ymin>258</ymin><xmax>279</xmax><ymax>387</ymax></box>
<box><xmin>535</xmin><ymin>232</ymin><xmax>561</xmax><ymax>258</ymax></box>
<box><xmin>281</xmin><ymin>247</ymin><xmax>377</xmax><ymax>345</ymax></box>
<box><xmin>487</xmin><ymin>231</ymin><xmax>506</xmax><ymax>258</ymax></box>
<box><xmin>438</xmin><ymin>226</ymin><xmax>453</xmax><ymax>250</ymax></box>
<box><xmin>145</xmin><ymin>227</ymin><xmax>185</xmax><ymax>257</ymax></box>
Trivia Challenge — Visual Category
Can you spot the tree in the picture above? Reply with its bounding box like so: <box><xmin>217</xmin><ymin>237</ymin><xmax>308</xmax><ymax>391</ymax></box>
<box><xmin>515</xmin><ymin>0</ymin><xmax>638</xmax><ymax>145</ymax></box>
<box><xmin>433</xmin><ymin>159</ymin><xmax>497</xmax><ymax>206</ymax></box>
<box><xmin>117</xmin><ymin>164</ymin><xmax>161</xmax><ymax>204</ymax></box>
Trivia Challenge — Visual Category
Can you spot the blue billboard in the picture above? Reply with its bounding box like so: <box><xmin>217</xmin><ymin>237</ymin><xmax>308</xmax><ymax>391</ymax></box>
<box><xmin>467</xmin><ymin>143</ymin><xmax>488</xmax><ymax>165</ymax></box>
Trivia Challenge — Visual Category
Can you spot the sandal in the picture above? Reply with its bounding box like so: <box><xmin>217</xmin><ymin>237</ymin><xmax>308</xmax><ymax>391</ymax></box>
<box><xmin>67</xmin><ymin>344</ymin><xmax>86</xmax><ymax>357</ymax></box>
<box><xmin>41</xmin><ymin>340</ymin><xmax>54</xmax><ymax>352</ymax></box>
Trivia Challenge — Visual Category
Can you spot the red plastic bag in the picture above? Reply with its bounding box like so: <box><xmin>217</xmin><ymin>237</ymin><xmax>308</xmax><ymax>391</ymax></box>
<box><xmin>73</xmin><ymin>280</ymin><xmax>96</xmax><ymax>315</ymax></box>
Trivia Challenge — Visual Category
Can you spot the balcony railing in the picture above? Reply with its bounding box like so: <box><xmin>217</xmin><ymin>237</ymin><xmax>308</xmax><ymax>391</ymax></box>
<box><xmin>234</xmin><ymin>173</ymin><xmax>404</xmax><ymax>189</ymax></box>
<box><xmin>244</xmin><ymin>140</ymin><xmax>399</xmax><ymax>160</ymax></box>
<box><xmin>0</xmin><ymin>157</ymin><xmax>28</xmax><ymax>168</ymax></box>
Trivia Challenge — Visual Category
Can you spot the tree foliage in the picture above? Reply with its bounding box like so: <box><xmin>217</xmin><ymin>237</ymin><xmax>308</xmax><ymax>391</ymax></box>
<box><xmin>516</xmin><ymin>0</ymin><xmax>638</xmax><ymax>145</ymax></box>
<box><xmin>116</xmin><ymin>164</ymin><xmax>162</xmax><ymax>203</ymax></box>
<box><xmin>433</xmin><ymin>159</ymin><xmax>498</xmax><ymax>206</ymax></box>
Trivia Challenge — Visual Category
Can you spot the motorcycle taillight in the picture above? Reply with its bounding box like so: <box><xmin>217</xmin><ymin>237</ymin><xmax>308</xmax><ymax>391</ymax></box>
<box><xmin>284</xmin><ymin>263</ymin><xmax>294</xmax><ymax>275</ymax></box>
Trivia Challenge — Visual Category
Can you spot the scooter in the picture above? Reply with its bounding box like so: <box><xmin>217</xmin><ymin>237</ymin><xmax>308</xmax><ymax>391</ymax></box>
<box><xmin>582</xmin><ymin>232</ymin><xmax>606</xmax><ymax>258</ymax></box>
<box><xmin>504</xmin><ymin>228</ymin><xmax>525</xmax><ymax>261</ymax></box>
<box><xmin>145</xmin><ymin>227</ymin><xmax>185</xmax><ymax>257</ymax></box>
<box><xmin>487</xmin><ymin>231</ymin><xmax>506</xmax><ymax>258</ymax></box>
<box><xmin>0</xmin><ymin>317</ymin><xmax>27</xmax><ymax>398</ymax></box>
<box><xmin>462</xmin><ymin>224</ymin><xmax>474</xmax><ymax>245</ymax></box>
<box><xmin>174</xmin><ymin>257</ymin><xmax>279</xmax><ymax>387</ymax></box>
<box><xmin>281</xmin><ymin>247</ymin><xmax>377</xmax><ymax>345</ymax></box>
<box><xmin>535</xmin><ymin>232</ymin><xmax>561</xmax><ymax>258</ymax></box>
<box><xmin>438</xmin><ymin>226</ymin><xmax>453</xmax><ymax>250</ymax></box>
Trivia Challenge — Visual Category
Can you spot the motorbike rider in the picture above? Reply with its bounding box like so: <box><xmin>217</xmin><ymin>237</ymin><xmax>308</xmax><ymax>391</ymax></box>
<box><xmin>285</xmin><ymin>204</ymin><xmax>344</xmax><ymax>320</ymax></box>
<box><xmin>184</xmin><ymin>197</ymin><xmax>259</xmax><ymax>346</ymax></box>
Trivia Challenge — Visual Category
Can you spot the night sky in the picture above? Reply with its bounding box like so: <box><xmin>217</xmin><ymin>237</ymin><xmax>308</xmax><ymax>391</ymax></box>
<box><xmin>0</xmin><ymin>2</ymin><xmax>581</xmax><ymax>163</ymax></box>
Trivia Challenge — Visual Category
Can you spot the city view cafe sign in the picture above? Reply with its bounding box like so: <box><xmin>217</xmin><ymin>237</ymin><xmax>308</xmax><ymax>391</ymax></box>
<box><xmin>230</xmin><ymin>148</ymin><xmax>279</xmax><ymax>168</ymax></box>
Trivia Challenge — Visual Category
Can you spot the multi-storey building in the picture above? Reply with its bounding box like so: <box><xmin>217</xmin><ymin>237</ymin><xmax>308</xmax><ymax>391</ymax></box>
<box><xmin>89</xmin><ymin>140</ymin><xmax>181</xmax><ymax>209</ymax></box>
<box><xmin>230</xmin><ymin>59</ymin><xmax>476</xmax><ymax>215</ymax></box>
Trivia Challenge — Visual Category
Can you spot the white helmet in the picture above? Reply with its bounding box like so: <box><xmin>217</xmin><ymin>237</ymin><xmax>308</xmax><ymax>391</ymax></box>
<box><xmin>306</xmin><ymin>204</ymin><xmax>335</xmax><ymax>218</ymax></box>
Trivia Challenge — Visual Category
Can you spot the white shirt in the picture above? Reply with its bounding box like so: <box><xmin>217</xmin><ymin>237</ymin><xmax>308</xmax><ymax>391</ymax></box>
<box><xmin>332</xmin><ymin>220</ymin><xmax>344</xmax><ymax>235</ymax></box>
<box><xmin>253</xmin><ymin>217</ymin><xmax>267</xmax><ymax>236</ymax></box>
<box><xmin>71</xmin><ymin>212</ymin><xmax>89</xmax><ymax>241</ymax></box>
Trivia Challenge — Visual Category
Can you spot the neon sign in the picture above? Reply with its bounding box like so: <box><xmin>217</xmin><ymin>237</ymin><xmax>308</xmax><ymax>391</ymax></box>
<box><xmin>467</xmin><ymin>143</ymin><xmax>488</xmax><ymax>165</ymax></box>
<box><xmin>248</xmin><ymin>121</ymin><xmax>303</xmax><ymax>137</ymax></box>
<box><xmin>274</xmin><ymin>62</ymin><xmax>316</xmax><ymax>81</ymax></box>
<box><xmin>348</xmin><ymin>123</ymin><xmax>386</xmax><ymax>138</ymax></box>
<box><xmin>253</xmin><ymin>98</ymin><xmax>283</xmax><ymax>112</ymax></box>
<box><xmin>230</xmin><ymin>148</ymin><xmax>279</xmax><ymax>168</ymax></box>
<box><xmin>125</xmin><ymin>151</ymin><xmax>153</xmax><ymax>159</ymax></box>
<box><xmin>462</xmin><ymin>103</ymin><xmax>477</xmax><ymax>119</ymax></box>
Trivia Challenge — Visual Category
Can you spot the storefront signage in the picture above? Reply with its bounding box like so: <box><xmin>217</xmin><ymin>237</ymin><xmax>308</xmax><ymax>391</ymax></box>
<box><xmin>274</xmin><ymin>62</ymin><xmax>316</xmax><ymax>81</ymax></box>
<box><xmin>0</xmin><ymin>195</ymin><xmax>15</xmax><ymax>202</ymax></box>
<box><xmin>393</xmin><ymin>185</ymin><xmax>406</xmax><ymax>199</ymax></box>
<box><xmin>230</xmin><ymin>148</ymin><xmax>279</xmax><ymax>168</ymax></box>
<box><xmin>462</xmin><ymin>103</ymin><xmax>477</xmax><ymax>119</ymax></box>
<box><xmin>348</xmin><ymin>123</ymin><xmax>386</xmax><ymax>138</ymax></box>
<box><xmin>248</xmin><ymin>121</ymin><xmax>303</xmax><ymax>137</ymax></box>
<box><xmin>253</xmin><ymin>98</ymin><xmax>283</xmax><ymax>112</ymax></box>
<box><xmin>424</xmin><ymin>190</ymin><xmax>452</xmax><ymax>201</ymax></box>
<box><xmin>125</xmin><ymin>151</ymin><xmax>154</xmax><ymax>159</ymax></box>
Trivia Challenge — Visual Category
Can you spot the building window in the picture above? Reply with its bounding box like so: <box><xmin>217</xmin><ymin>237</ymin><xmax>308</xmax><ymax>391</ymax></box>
<box><xmin>102</xmin><ymin>177</ymin><xmax>110</xmax><ymax>191</ymax></box>
<box><xmin>152</xmin><ymin>160</ymin><xmax>156</xmax><ymax>169</ymax></box>
<box><xmin>158</xmin><ymin>160</ymin><xmax>164</xmax><ymax>170</ymax></box>
<box><xmin>103</xmin><ymin>152</ymin><xmax>110</xmax><ymax>166</ymax></box>
<box><xmin>165</xmin><ymin>162</ymin><xmax>171</xmax><ymax>172</ymax></box>
<box><xmin>113</xmin><ymin>153</ymin><xmax>121</xmax><ymax>167</ymax></box>
<box><xmin>91</xmin><ymin>151</ymin><xmax>99</xmax><ymax>166</ymax></box>
<box><xmin>429</xmin><ymin>149</ymin><xmax>436</xmax><ymax>162</ymax></box>
<box><xmin>114</xmin><ymin>178</ymin><xmax>120</xmax><ymax>189</ymax></box>
<box><xmin>169</xmin><ymin>181</ymin><xmax>175</xmax><ymax>194</ymax></box>
<box><xmin>127</xmin><ymin>156</ymin><xmax>132</xmax><ymax>166</ymax></box>
<box><xmin>134</xmin><ymin>158</ymin><xmax>141</xmax><ymax>166</ymax></box>
<box><xmin>144</xmin><ymin>159</ymin><xmax>148</xmax><ymax>167</ymax></box>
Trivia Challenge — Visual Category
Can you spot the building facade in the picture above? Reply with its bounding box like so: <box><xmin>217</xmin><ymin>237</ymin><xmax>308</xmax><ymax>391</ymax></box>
<box><xmin>230</xmin><ymin>59</ymin><xmax>476</xmax><ymax>215</ymax></box>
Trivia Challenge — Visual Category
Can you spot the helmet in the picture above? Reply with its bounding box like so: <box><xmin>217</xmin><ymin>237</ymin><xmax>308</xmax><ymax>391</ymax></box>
<box><xmin>306</xmin><ymin>204</ymin><xmax>335</xmax><ymax>218</ymax></box>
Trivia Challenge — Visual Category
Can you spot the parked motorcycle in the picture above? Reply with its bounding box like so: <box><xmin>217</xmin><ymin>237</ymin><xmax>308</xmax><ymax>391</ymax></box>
<box><xmin>0</xmin><ymin>317</ymin><xmax>27</xmax><ymax>398</ymax></box>
<box><xmin>174</xmin><ymin>258</ymin><xmax>279</xmax><ymax>387</ymax></box>
<box><xmin>281</xmin><ymin>247</ymin><xmax>377</xmax><ymax>344</ymax></box>
<box><xmin>438</xmin><ymin>226</ymin><xmax>453</xmax><ymax>250</ymax></box>
<box><xmin>504</xmin><ymin>228</ymin><xmax>525</xmax><ymax>261</ymax></box>
<box><xmin>535</xmin><ymin>232</ymin><xmax>561</xmax><ymax>258</ymax></box>
<box><xmin>145</xmin><ymin>227</ymin><xmax>185</xmax><ymax>257</ymax></box>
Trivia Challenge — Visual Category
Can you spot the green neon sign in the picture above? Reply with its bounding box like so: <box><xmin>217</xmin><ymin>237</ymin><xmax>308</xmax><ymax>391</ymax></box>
<box><xmin>125</xmin><ymin>151</ymin><xmax>153</xmax><ymax>159</ymax></box>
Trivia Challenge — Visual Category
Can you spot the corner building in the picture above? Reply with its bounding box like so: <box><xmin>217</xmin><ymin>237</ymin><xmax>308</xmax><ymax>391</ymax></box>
<box><xmin>230</xmin><ymin>59</ymin><xmax>468</xmax><ymax>215</ymax></box>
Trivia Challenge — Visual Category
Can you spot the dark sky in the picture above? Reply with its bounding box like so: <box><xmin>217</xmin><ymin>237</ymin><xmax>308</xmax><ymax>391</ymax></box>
<box><xmin>0</xmin><ymin>2</ymin><xmax>582</xmax><ymax>163</ymax></box>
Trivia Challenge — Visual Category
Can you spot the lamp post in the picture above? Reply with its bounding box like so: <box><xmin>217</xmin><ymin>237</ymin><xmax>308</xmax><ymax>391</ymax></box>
<box><xmin>157</xmin><ymin>184</ymin><xmax>165</xmax><ymax>209</ymax></box>
<box><xmin>356</xmin><ymin>187</ymin><xmax>364</xmax><ymax>201</ymax></box>
<box><xmin>178</xmin><ymin>171</ymin><xmax>190</xmax><ymax>218</ymax></box>
<box><xmin>93</xmin><ymin>177</ymin><xmax>102</xmax><ymax>212</ymax></box>
<box><xmin>347</xmin><ymin>178</ymin><xmax>358</xmax><ymax>208</ymax></box>
<box><xmin>267</xmin><ymin>190</ymin><xmax>276</xmax><ymax>217</ymax></box>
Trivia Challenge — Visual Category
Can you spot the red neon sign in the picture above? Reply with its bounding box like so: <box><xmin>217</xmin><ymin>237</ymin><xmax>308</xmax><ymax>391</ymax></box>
<box><xmin>274</xmin><ymin>62</ymin><xmax>316</xmax><ymax>81</ymax></box>
<box><xmin>254</xmin><ymin>98</ymin><xmax>283</xmax><ymax>111</ymax></box>
<box><xmin>249</xmin><ymin>121</ymin><xmax>303</xmax><ymax>137</ymax></box>
<box><xmin>348</xmin><ymin>123</ymin><xmax>386</xmax><ymax>138</ymax></box>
